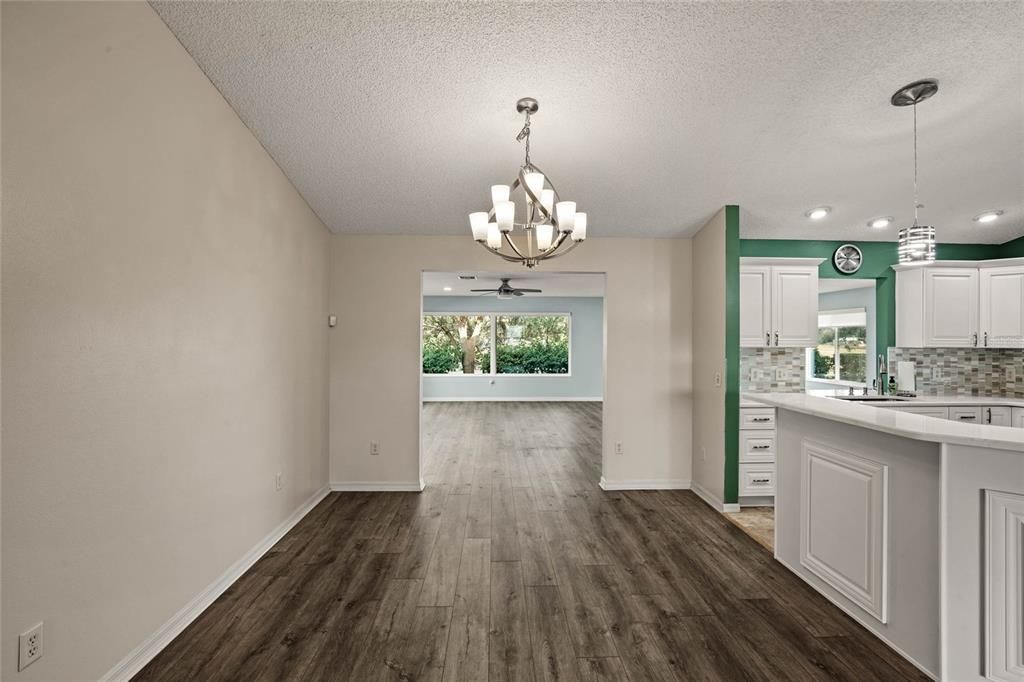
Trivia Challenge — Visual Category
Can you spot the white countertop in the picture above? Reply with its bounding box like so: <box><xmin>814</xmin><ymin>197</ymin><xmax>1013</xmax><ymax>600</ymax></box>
<box><xmin>745</xmin><ymin>392</ymin><xmax>1024</xmax><ymax>452</ymax></box>
<box><xmin>742</xmin><ymin>391</ymin><xmax>1024</xmax><ymax>409</ymax></box>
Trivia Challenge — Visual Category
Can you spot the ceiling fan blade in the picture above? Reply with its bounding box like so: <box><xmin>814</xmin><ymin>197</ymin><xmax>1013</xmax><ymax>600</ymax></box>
<box><xmin>514</xmin><ymin>288</ymin><xmax>543</xmax><ymax>293</ymax></box>
<box><xmin>470</xmin><ymin>288</ymin><xmax>500</xmax><ymax>292</ymax></box>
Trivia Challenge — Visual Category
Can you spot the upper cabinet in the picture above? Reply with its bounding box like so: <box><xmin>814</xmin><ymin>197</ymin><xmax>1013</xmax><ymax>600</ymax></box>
<box><xmin>740</xmin><ymin>258</ymin><xmax>822</xmax><ymax>348</ymax></box>
<box><xmin>895</xmin><ymin>258</ymin><xmax>1024</xmax><ymax>348</ymax></box>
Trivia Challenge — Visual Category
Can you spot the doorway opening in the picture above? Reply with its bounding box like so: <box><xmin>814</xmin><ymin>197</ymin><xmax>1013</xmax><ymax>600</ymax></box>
<box><xmin>417</xmin><ymin>271</ymin><xmax>606</xmax><ymax>493</ymax></box>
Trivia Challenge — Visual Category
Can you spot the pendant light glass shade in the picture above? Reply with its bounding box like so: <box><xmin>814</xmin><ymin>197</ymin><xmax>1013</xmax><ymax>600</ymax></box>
<box><xmin>536</xmin><ymin>223</ymin><xmax>554</xmax><ymax>250</ymax></box>
<box><xmin>491</xmin><ymin>185</ymin><xmax>510</xmax><ymax>208</ymax></box>
<box><xmin>571</xmin><ymin>213</ymin><xmax>587</xmax><ymax>242</ymax></box>
<box><xmin>486</xmin><ymin>223</ymin><xmax>502</xmax><ymax>249</ymax></box>
<box><xmin>469</xmin><ymin>212</ymin><xmax>489</xmax><ymax>241</ymax></box>
<box><xmin>897</xmin><ymin>225</ymin><xmax>936</xmax><ymax>264</ymax></box>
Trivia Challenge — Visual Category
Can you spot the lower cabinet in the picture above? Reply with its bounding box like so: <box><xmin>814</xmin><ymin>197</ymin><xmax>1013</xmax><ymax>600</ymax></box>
<box><xmin>1014</xmin><ymin>408</ymin><xmax>1024</xmax><ymax>428</ymax></box>
<box><xmin>739</xmin><ymin>406</ymin><xmax>776</xmax><ymax>499</ymax></box>
<box><xmin>948</xmin><ymin>406</ymin><xmax>983</xmax><ymax>424</ymax></box>
<box><xmin>985</xmin><ymin>406</ymin><xmax>1012</xmax><ymax>426</ymax></box>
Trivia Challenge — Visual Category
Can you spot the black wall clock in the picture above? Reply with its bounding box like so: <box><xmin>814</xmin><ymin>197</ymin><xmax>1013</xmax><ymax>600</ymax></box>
<box><xmin>833</xmin><ymin>244</ymin><xmax>863</xmax><ymax>274</ymax></box>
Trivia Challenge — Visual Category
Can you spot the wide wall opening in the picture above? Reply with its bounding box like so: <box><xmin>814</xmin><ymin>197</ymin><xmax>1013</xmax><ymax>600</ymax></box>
<box><xmin>418</xmin><ymin>270</ymin><xmax>606</xmax><ymax>497</ymax></box>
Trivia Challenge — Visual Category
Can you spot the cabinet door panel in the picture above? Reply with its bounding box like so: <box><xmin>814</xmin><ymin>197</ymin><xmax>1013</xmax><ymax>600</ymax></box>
<box><xmin>771</xmin><ymin>267</ymin><xmax>818</xmax><ymax>347</ymax></box>
<box><xmin>985</xmin><ymin>406</ymin><xmax>1012</xmax><ymax>426</ymax></box>
<box><xmin>740</xmin><ymin>266</ymin><xmax>772</xmax><ymax>347</ymax></box>
<box><xmin>924</xmin><ymin>269</ymin><xmax>979</xmax><ymax>347</ymax></box>
<box><xmin>1013</xmin><ymin>408</ymin><xmax>1024</xmax><ymax>429</ymax></box>
<box><xmin>980</xmin><ymin>267</ymin><xmax>1024</xmax><ymax>349</ymax></box>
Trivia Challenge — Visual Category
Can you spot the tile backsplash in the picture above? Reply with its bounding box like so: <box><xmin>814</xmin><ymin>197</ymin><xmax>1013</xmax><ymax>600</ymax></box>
<box><xmin>887</xmin><ymin>347</ymin><xmax>1024</xmax><ymax>397</ymax></box>
<box><xmin>740</xmin><ymin>348</ymin><xmax>806</xmax><ymax>392</ymax></box>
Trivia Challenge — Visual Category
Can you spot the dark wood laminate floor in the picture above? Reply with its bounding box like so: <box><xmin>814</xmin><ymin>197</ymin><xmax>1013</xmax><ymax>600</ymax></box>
<box><xmin>135</xmin><ymin>402</ymin><xmax>927</xmax><ymax>681</ymax></box>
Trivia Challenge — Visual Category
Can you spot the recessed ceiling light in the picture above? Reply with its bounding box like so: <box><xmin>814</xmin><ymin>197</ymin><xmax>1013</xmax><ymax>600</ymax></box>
<box><xmin>806</xmin><ymin>207</ymin><xmax>831</xmax><ymax>220</ymax></box>
<box><xmin>867</xmin><ymin>216</ymin><xmax>893</xmax><ymax>229</ymax></box>
<box><xmin>973</xmin><ymin>210</ymin><xmax>1004</xmax><ymax>224</ymax></box>
<box><xmin>442</xmin><ymin>286</ymin><xmax>453</xmax><ymax>292</ymax></box>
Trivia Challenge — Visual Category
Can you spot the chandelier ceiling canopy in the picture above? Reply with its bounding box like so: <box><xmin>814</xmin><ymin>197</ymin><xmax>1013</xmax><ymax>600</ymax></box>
<box><xmin>469</xmin><ymin>98</ymin><xmax>586</xmax><ymax>268</ymax></box>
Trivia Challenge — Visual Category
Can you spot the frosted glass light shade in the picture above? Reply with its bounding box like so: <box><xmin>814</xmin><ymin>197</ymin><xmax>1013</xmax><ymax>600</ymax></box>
<box><xmin>555</xmin><ymin>201</ymin><xmax>576</xmax><ymax>233</ymax></box>
<box><xmin>469</xmin><ymin>212</ymin><xmax>489</xmax><ymax>241</ymax></box>
<box><xmin>486</xmin><ymin>223</ymin><xmax>502</xmax><ymax>249</ymax></box>
<box><xmin>571</xmin><ymin>212</ymin><xmax>587</xmax><ymax>242</ymax></box>
<box><xmin>491</xmin><ymin>185</ymin><xmax>510</xmax><ymax>208</ymax></box>
<box><xmin>536</xmin><ymin>224</ymin><xmax>554</xmax><ymax>250</ymax></box>
<box><xmin>524</xmin><ymin>172</ymin><xmax>545</xmax><ymax>200</ymax></box>
<box><xmin>897</xmin><ymin>224</ymin><xmax>936</xmax><ymax>264</ymax></box>
<box><xmin>495</xmin><ymin>201</ymin><xmax>515</xmax><ymax>232</ymax></box>
<box><xmin>540</xmin><ymin>189</ymin><xmax>555</xmax><ymax>216</ymax></box>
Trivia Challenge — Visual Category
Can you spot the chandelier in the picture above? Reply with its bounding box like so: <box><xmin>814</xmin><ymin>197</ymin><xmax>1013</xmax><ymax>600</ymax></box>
<box><xmin>891</xmin><ymin>79</ymin><xmax>939</xmax><ymax>265</ymax></box>
<box><xmin>469</xmin><ymin>98</ymin><xmax>586</xmax><ymax>268</ymax></box>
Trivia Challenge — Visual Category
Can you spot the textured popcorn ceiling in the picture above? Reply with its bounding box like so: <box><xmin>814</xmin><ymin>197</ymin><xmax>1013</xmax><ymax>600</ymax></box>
<box><xmin>151</xmin><ymin>1</ymin><xmax>1024</xmax><ymax>243</ymax></box>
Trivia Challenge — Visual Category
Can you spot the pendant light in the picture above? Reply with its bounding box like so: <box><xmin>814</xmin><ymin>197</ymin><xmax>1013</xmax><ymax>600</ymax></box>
<box><xmin>891</xmin><ymin>79</ymin><xmax>939</xmax><ymax>265</ymax></box>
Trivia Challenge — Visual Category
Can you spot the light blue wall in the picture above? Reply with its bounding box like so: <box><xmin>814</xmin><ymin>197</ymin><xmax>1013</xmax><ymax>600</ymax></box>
<box><xmin>422</xmin><ymin>296</ymin><xmax>604</xmax><ymax>400</ymax></box>
<box><xmin>806</xmin><ymin>286</ymin><xmax>878</xmax><ymax>390</ymax></box>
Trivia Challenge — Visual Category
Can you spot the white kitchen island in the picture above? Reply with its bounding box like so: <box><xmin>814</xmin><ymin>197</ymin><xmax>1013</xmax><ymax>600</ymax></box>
<box><xmin>749</xmin><ymin>393</ymin><xmax>1024</xmax><ymax>682</ymax></box>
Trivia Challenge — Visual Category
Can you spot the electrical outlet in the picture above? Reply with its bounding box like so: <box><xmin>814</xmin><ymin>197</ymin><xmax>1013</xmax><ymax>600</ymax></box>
<box><xmin>751</xmin><ymin>368</ymin><xmax>765</xmax><ymax>381</ymax></box>
<box><xmin>1007</xmin><ymin>365</ymin><xmax>1018</xmax><ymax>383</ymax></box>
<box><xmin>932</xmin><ymin>367</ymin><xmax>943</xmax><ymax>381</ymax></box>
<box><xmin>615</xmin><ymin>442</ymin><xmax>623</xmax><ymax>456</ymax></box>
<box><xmin>370</xmin><ymin>441</ymin><xmax>380</xmax><ymax>456</ymax></box>
<box><xmin>274</xmin><ymin>473</ymin><xmax>282</xmax><ymax>491</ymax></box>
<box><xmin>19</xmin><ymin>623</ymin><xmax>43</xmax><ymax>671</ymax></box>
<box><xmin>714</xmin><ymin>372</ymin><xmax>722</xmax><ymax>387</ymax></box>
<box><xmin>775</xmin><ymin>368</ymin><xmax>786</xmax><ymax>381</ymax></box>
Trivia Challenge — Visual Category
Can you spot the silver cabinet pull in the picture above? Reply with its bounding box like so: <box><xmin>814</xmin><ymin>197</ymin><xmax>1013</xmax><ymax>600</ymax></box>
<box><xmin>972</xmin><ymin>332</ymin><xmax>978</xmax><ymax>346</ymax></box>
<box><xmin>752</xmin><ymin>445</ymin><xmax>771</xmax><ymax>450</ymax></box>
<box><xmin>752</xmin><ymin>417</ymin><xmax>771</xmax><ymax>423</ymax></box>
<box><xmin>986</xmin><ymin>408</ymin><xmax>992</xmax><ymax>424</ymax></box>
<box><xmin>752</xmin><ymin>478</ymin><xmax>771</xmax><ymax>484</ymax></box>
<box><xmin>774</xmin><ymin>331</ymin><xmax>780</xmax><ymax>346</ymax></box>
<box><xmin>984</xmin><ymin>332</ymin><xmax>988</xmax><ymax>347</ymax></box>
<box><xmin>958</xmin><ymin>415</ymin><xmax>977</xmax><ymax>420</ymax></box>
<box><xmin>766</xmin><ymin>332</ymin><xmax>771</xmax><ymax>346</ymax></box>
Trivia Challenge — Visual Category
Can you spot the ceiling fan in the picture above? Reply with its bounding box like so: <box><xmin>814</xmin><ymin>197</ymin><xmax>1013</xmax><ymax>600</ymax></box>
<box><xmin>470</xmin><ymin>278</ymin><xmax>542</xmax><ymax>298</ymax></box>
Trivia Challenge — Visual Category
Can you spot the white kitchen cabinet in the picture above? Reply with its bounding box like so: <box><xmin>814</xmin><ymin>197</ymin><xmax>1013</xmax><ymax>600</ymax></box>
<box><xmin>740</xmin><ymin>258</ymin><xmax>822</xmax><ymax>348</ymax></box>
<box><xmin>739</xmin><ymin>266</ymin><xmax>772</xmax><ymax>347</ymax></box>
<box><xmin>1013</xmin><ymin>408</ymin><xmax>1024</xmax><ymax>428</ymax></box>
<box><xmin>891</xmin><ymin>405</ymin><xmax>950</xmax><ymax>419</ymax></box>
<box><xmin>979</xmin><ymin>266</ymin><xmax>1024</xmax><ymax>348</ymax></box>
<box><xmin>948</xmin><ymin>406</ymin><xmax>983</xmax><ymax>424</ymax></box>
<box><xmin>739</xmin><ymin>406</ymin><xmax>777</xmax><ymax>501</ymax></box>
<box><xmin>895</xmin><ymin>258</ymin><xmax>1024</xmax><ymax>348</ymax></box>
<box><xmin>984</xmin><ymin>406</ymin><xmax>1012</xmax><ymax>426</ymax></box>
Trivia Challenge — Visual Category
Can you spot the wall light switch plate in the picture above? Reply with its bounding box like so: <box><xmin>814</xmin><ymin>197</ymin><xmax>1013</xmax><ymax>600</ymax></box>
<box><xmin>370</xmin><ymin>442</ymin><xmax>380</xmax><ymax>456</ymax></box>
<box><xmin>328</xmin><ymin>315</ymin><xmax>337</xmax><ymax>328</ymax></box>
<box><xmin>1007</xmin><ymin>365</ymin><xmax>1018</xmax><ymax>383</ymax></box>
<box><xmin>775</xmin><ymin>368</ymin><xmax>786</xmax><ymax>381</ymax></box>
<box><xmin>714</xmin><ymin>372</ymin><xmax>722</xmax><ymax>387</ymax></box>
<box><xmin>615</xmin><ymin>442</ymin><xmax>624</xmax><ymax>456</ymax></box>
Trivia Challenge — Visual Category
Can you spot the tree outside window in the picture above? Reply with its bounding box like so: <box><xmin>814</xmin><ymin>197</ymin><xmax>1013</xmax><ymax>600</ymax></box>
<box><xmin>814</xmin><ymin>323</ymin><xmax>867</xmax><ymax>384</ymax></box>
<box><xmin>422</xmin><ymin>313</ymin><xmax>569</xmax><ymax>375</ymax></box>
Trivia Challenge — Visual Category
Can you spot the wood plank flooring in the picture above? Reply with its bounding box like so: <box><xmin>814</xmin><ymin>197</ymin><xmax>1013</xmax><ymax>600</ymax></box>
<box><xmin>135</xmin><ymin>401</ymin><xmax>927</xmax><ymax>681</ymax></box>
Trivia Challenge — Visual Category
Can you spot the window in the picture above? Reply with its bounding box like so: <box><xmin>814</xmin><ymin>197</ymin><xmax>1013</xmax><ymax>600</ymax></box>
<box><xmin>811</xmin><ymin>308</ymin><xmax>868</xmax><ymax>385</ymax></box>
<box><xmin>422</xmin><ymin>313</ymin><xmax>570</xmax><ymax>375</ymax></box>
<box><xmin>422</xmin><ymin>315</ymin><xmax>491</xmax><ymax>374</ymax></box>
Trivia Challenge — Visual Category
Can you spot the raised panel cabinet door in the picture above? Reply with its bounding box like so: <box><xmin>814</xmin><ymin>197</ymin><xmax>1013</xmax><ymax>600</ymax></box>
<box><xmin>1012</xmin><ymin>408</ymin><xmax>1024</xmax><ymax>429</ymax></box>
<box><xmin>739</xmin><ymin>266</ymin><xmax>772</xmax><ymax>347</ymax></box>
<box><xmin>771</xmin><ymin>266</ymin><xmax>819</xmax><ymax>347</ymax></box>
<box><xmin>979</xmin><ymin>267</ymin><xmax>1024</xmax><ymax>349</ymax></box>
<box><xmin>924</xmin><ymin>268</ymin><xmax>979</xmax><ymax>347</ymax></box>
<box><xmin>985</xmin><ymin>406</ymin><xmax>1012</xmax><ymax>427</ymax></box>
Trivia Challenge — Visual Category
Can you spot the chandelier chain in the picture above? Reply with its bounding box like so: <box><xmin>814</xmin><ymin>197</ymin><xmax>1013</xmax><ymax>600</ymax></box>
<box><xmin>516</xmin><ymin>111</ymin><xmax>532</xmax><ymax>167</ymax></box>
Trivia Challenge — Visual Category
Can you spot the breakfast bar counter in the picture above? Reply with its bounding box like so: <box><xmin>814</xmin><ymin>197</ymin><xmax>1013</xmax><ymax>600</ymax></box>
<box><xmin>749</xmin><ymin>393</ymin><xmax>1024</xmax><ymax>681</ymax></box>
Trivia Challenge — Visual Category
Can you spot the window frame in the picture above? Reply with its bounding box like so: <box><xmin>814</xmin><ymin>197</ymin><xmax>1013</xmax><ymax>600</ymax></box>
<box><xmin>806</xmin><ymin>307</ymin><xmax>868</xmax><ymax>388</ymax></box>
<box><xmin>421</xmin><ymin>311</ymin><xmax>572</xmax><ymax>377</ymax></box>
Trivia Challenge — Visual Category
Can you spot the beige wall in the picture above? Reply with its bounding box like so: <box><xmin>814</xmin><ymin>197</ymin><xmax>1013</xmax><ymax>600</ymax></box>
<box><xmin>1</xmin><ymin>3</ymin><xmax>330</xmax><ymax>680</ymax></box>
<box><xmin>691</xmin><ymin>209</ymin><xmax>727</xmax><ymax>502</ymax></box>
<box><xmin>329</xmin><ymin>235</ymin><xmax>693</xmax><ymax>488</ymax></box>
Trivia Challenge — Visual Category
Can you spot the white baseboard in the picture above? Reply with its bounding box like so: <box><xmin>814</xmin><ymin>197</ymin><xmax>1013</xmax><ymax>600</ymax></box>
<box><xmin>422</xmin><ymin>397</ymin><xmax>603</xmax><ymax>403</ymax></box>
<box><xmin>599</xmin><ymin>477</ymin><xmax>691</xmax><ymax>491</ymax></box>
<box><xmin>101</xmin><ymin>485</ymin><xmax>331</xmax><ymax>682</ymax></box>
<box><xmin>691</xmin><ymin>480</ymin><xmax>741</xmax><ymax>513</ymax></box>
<box><xmin>330</xmin><ymin>480</ymin><xmax>425</xmax><ymax>492</ymax></box>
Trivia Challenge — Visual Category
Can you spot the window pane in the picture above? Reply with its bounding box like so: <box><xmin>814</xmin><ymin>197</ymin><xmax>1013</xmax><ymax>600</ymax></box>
<box><xmin>836</xmin><ymin>325</ymin><xmax>867</xmax><ymax>383</ymax></box>
<box><xmin>813</xmin><ymin>326</ymin><xmax>836</xmax><ymax>379</ymax></box>
<box><xmin>495</xmin><ymin>315</ymin><xmax>569</xmax><ymax>374</ymax></box>
<box><xmin>422</xmin><ymin>315</ymin><xmax>491</xmax><ymax>374</ymax></box>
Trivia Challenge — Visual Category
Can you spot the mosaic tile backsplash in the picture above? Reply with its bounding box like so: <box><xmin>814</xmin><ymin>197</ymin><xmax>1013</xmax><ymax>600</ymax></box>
<box><xmin>887</xmin><ymin>347</ymin><xmax>1024</xmax><ymax>397</ymax></box>
<box><xmin>740</xmin><ymin>348</ymin><xmax>806</xmax><ymax>392</ymax></box>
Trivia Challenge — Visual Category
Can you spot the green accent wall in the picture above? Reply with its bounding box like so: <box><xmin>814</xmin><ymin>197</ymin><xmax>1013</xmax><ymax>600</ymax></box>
<box><xmin>724</xmin><ymin>206</ymin><xmax>740</xmax><ymax>505</ymax></box>
<box><xmin>1000</xmin><ymin>235</ymin><xmax>1024</xmax><ymax>258</ymax></box>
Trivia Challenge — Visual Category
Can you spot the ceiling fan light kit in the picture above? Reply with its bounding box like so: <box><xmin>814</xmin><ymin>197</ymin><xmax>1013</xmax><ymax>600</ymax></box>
<box><xmin>469</xmin><ymin>98</ymin><xmax>586</xmax><ymax>268</ymax></box>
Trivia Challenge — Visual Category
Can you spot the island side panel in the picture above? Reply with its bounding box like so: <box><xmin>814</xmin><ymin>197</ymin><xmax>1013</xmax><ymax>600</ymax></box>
<box><xmin>774</xmin><ymin>409</ymin><xmax>942</xmax><ymax>678</ymax></box>
<box><xmin>941</xmin><ymin>443</ymin><xmax>1024</xmax><ymax>682</ymax></box>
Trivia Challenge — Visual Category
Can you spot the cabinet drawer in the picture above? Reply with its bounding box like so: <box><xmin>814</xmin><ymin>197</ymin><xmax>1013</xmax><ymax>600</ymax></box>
<box><xmin>740</xmin><ymin>432</ymin><xmax>775</xmax><ymax>463</ymax></box>
<box><xmin>739</xmin><ymin>464</ymin><xmax>776</xmax><ymax>496</ymax></box>
<box><xmin>740</xmin><ymin>408</ymin><xmax>776</xmax><ymax>430</ymax></box>
<box><xmin>891</xmin><ymin>406</ymin><xmax>950</xmax><ymax>420</ymax></box>
<box><xmin>948</xmin><ymin>406</ymin><xmax>983</xmax><ymax>423</ymax></box>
